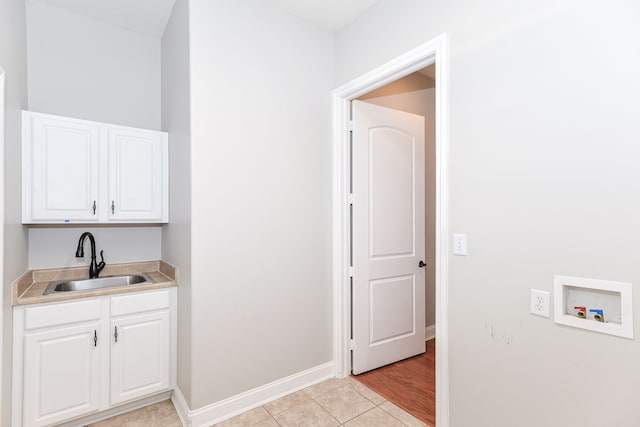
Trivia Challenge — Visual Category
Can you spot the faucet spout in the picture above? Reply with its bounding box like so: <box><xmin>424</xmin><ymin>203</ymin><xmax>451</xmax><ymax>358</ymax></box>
<box><xmin>76</xmin><ymin>232</ymin><xmax>106</xmax><ymax>278</ymax></box>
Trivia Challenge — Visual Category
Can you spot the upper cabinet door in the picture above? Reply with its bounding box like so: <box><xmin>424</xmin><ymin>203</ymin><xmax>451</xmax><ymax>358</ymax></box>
<box><xmin>24</xmin><ymin>112</ymin><xmax>100</xmax><ymax>222</ymax></box>
<box><xmin>108</xmin><ymin>126</ymin><xmax>168</xmax><ymax>222</ymax></box>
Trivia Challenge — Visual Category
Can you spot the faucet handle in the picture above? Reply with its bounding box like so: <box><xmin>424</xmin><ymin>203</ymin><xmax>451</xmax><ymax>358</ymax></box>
<box><xmin>97</xmin><ymin>250</ymin><xmax>106</xmax><ymax>274</ymax></box>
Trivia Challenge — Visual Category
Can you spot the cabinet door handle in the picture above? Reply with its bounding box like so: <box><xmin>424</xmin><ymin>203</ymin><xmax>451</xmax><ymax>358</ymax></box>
<box><xmin>111</xmin><ymin>200</ymin><xmax>115</xmax><ymax>214</ymax></box>
<box><xmin>114</xmin><ymin>326</ymin><xmax>118</xmax><ymax>343</ymax></box>
<box><xmin>94</xmin><ymin>330</ymin><xmax>97</xmax><ymax>347</ymax></box>
<box><xmin>92</xmin><ymin>200</ymin><xmax>96</xmax><ymax>215</ymax></box>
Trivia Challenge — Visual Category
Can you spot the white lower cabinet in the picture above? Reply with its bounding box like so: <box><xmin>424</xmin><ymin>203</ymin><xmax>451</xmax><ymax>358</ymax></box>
<box><xmin>110</xmin><ymin>311</ymin><xmax>170</xmax><ymax>405</ymax></box>
<box><xmin>13</xmin><ymin>289</ymin><xmax>176</xmax><ymax>427</ymax></box>
<box><xmin>23</xmin><ymin>322</ymin><xmax>102</xmax><ymax>427</ymax></box>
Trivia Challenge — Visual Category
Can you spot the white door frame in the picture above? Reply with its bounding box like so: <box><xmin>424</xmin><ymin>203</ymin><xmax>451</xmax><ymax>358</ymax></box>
<box><xmin>331</xmin><ymin>34</ymin><xmax>450</xmax><ymax>426</ymax></box>
<box><xmin>0</xmin><ymin>65</ymin><xmax>5</xmax><ymax>426</ymax></box>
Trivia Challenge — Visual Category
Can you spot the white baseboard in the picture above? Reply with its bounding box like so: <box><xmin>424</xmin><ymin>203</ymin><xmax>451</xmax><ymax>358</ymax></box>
<box><xmin>171</xmin><ymin>388</ymin><xmax>191</xmax><ymax>427</ymax></box>
<box><xmin>171</xmin><ymin>361</ymin><xmax>334</xmax><ymax>427</ymax></box>
<box><xmin>425</xmin><ymin>324</ymin><xmax>436</xmax><ymax>341</ymax></box>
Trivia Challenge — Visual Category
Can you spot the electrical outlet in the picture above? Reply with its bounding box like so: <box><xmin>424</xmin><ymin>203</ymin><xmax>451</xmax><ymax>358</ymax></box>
<box><xmin>530</xmin><ymin>289</ymin><xmax>550</xmax><ymax>318</ymax></box>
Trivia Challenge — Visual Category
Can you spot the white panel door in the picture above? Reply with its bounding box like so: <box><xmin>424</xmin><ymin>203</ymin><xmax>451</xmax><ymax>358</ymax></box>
<box><xmin>108</xmin><ymin>126</ymin><xmax>167</xmax><ymax>222</ymax></box>
<box><xmin>23</xmin><ymin>323</ymin><xmax>101</xmax><ymax>427</ymax></box>
<box><xmin>352</xmin><ymin>100</ymin><xmax>426</xmax><ymax>374</ymax></box>
<box><xmin>26</xmin><ymin>113</ymin><xmax>100</xmax><ymax>222</ymax></box>
<box><xmin>110</xmin><ymin>311</ymin><xmax>170</xmax><ymax>405</ymax></box>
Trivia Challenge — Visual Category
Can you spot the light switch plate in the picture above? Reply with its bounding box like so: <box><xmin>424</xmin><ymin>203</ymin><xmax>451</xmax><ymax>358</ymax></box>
<box><xmin>453</xmin><ymin>234</ymin><xmax>467</xmax><ymax>256</ymax></box>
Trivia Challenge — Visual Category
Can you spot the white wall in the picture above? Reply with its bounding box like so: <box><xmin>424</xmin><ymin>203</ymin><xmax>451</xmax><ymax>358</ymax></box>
<box><xmin>361</xmin><ymin>85</ymin><xmax>437</xmax><ymax>328</ymax></box>
<box><xmin>25</xmin><ymin>0</ymin><xmax>161</xmax><ymax>130</ymax></box>
<box><xmin>160</xmin><ymin>0</ymin><xmax>193</xmax><ymax>407</ymax></box>
<box><xmin>338</xmin><ymin>0</ymin><xmax>640</xmax><ymax>425</ymax></box>
<box><xmin>188</xmin><ymin>0</ymin><xmax>334</xmax><ymax>408</ymax></box>
<box><xmin>0</xmin><ymin>0</ymin><xmax>29</xmax><ymax>424</ymax></box>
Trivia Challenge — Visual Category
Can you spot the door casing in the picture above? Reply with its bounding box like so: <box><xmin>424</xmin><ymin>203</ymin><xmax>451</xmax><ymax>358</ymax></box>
<box><xmin>0</xmin><ymin>65</ymin><xmax>5</xmax><ymax>427</ymax></box>
<box><xmin>331</xmin><ymin>34</ymin><xmax>450</xmax><ymax>427</ymax></box>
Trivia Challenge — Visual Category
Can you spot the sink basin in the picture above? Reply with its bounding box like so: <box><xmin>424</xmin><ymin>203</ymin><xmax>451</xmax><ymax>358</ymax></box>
<box><xmin>43</xmin><ymin>273</ymin><xmax>155</xmax><ymax>295</ymax></box>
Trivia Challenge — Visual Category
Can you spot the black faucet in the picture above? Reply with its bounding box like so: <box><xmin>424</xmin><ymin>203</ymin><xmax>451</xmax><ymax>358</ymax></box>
<box><xmin>76</xmin><ymin>232</ymin><xmax>106</xmax><ymax>278</ymax></box>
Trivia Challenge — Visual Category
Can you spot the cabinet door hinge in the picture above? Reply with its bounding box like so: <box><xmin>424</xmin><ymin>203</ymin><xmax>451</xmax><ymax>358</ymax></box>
<box><xmin>348</xmin><ymin>120</ymin><xmax>354</xmax><ymax>131</ymax></box>
<box><xmin>349</xmin><ymin>339</ymin><xmax>355</xmax><ymax>350</ymax></box>
<box><xmin>348</xmin><ymin>266</ymin><xmax>355</xmax><ymax>278</ymax></box>
<box><xmin>348</xmin><ymin>193</ymin><xmax>355</xmax><ymax>205</ymax></box>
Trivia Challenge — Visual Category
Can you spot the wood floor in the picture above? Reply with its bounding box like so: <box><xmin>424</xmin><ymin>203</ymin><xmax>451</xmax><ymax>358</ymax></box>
<box><xmin>352</xmin><ymin>339</ymin><xmax>436</xmax><ymax>426</ymax></box>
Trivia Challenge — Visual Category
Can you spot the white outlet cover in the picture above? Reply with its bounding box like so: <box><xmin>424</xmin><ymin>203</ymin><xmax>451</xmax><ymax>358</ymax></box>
<box><xmin>530</xmin><ymin>289</ymin><xmax>550</xmax><ymax>318</ymax></box>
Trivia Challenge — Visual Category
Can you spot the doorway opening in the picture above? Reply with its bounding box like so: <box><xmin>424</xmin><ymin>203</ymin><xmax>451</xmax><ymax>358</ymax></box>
<box><xmin>350</xmin><ymin>64</ymin><xmax>436</xmax><ymax>426</ymax></box>
<box><xmin>332</xmin><ymin>34</ymin><xmax>449</xmax><ymax>427</ymax></box>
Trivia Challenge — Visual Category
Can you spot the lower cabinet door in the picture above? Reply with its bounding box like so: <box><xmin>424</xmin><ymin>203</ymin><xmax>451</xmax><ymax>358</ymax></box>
<box><xmin>23</xmin><ymin>323</ymin><xmax>101</xmax><ymax>427</ymax></box>
<box><xmin>110</xmin><ymin>311</ymin><xmax>170</xmax><ymax>405</ymax></box>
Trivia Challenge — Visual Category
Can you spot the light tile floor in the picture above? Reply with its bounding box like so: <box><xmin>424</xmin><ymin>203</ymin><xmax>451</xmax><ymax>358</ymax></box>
<box><xmin>89</xmin><ymin>377</ymin><xmax>428</xmax><ymax>427</ymax></box>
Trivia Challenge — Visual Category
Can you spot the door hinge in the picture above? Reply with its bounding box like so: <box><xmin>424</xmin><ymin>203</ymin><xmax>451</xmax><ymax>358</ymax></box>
<box><xmin>348</xmin><ymin>120</ymin><xmax>353</xmax><ymax>131</ymax></box>
<box><xmin>348</xmin><ymin>266</ymin><xmax>354</xmax><ymax>278</ymax></box>
<box><xmin>348</xmin><ymin>193</ymin><xmax>355</xmax><ymax>205</ymax></box>
<box><xmin>349</xmin><ymin>339</ymin><xmax>355</xmax><ymax>350</ymax></box>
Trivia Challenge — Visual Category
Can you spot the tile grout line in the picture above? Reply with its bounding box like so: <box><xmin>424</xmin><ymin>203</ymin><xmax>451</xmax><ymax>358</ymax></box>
<box><xmin>353</xmin><ymin>377</ymin><xmax>427</xmax><ymax>426</ymax></box>
<box><xmin>350</xmin><ymin>379</ymin><xmax>421</xmax><ymax>427</ymax></box>
<box><xmin>305</xmin><ymin>378</ymin><xmax>417</xmax><ymax>427</ymax></box>
<box><xmin>311</xmin><ymin>396</ymin><xmax>346</xmax><ymax>426</ymax></box>
<box><xmin>306</xmin><ymin>380</ymin><xmax>365</xmax><ymax>426</ymax></box>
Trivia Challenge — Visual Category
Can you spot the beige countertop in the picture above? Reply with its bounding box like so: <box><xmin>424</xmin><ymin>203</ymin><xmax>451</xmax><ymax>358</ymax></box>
<box><xmin>13</xmin><ymin>260</ymin><xmax>178</xmax><ymax>306</ymax></box>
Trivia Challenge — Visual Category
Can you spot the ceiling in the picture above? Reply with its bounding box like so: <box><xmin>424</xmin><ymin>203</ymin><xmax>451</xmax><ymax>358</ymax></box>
<box><xmin>34</xmin><ymin>0</ymin><xmax>381</xmax><ymax>38</ymax></box>
<box><xmin>265</xmin><ymin>0</ymin><xmax>380</xmax><ymax>31</ymax></box>
<box><xmin>34</xmin><ymin>0</ymin><xmax>177</xmax><ymax>38</ymax></box>
<box><xmin>418</xmin><ymin>65</ymin><xmax>436</xmax><ymax>80</ymax></box>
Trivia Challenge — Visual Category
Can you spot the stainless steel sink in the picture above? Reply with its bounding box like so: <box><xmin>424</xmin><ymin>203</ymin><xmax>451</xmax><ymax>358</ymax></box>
<box><xmin>43</xmin><ymin>273</ymin><xmax>155</xmax><ymax>295</ymax></box>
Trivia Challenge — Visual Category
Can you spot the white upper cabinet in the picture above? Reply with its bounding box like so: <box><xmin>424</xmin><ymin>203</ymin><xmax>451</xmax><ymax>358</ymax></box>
<box><xmin>23</xmin><ymin>111</ymin><xmax>168</xmax><ymax>224</ymax></box>
<box><xmin>24</xmin><ymin>113</ymin><xmax>100</xmax><ymax>222</ymax></box>
<box><xmin>108</xmin><ymin>126</ymin><xmax>166</xmax><ymax>222</ymax></box>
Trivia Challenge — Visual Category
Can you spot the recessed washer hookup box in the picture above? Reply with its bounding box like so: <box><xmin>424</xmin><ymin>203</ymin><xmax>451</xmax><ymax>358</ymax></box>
<box><xmin>553</xmin><ymin>275</ymin><xmax>633</xmax><ymax>339</ymax></box>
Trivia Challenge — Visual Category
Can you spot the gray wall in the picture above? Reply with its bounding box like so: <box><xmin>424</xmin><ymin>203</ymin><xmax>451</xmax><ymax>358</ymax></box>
<box><xmin>338</xmin><ymin>0</ymin><xmax>640</xmax><ymax>425</ymax></box>
<box><xmin>25</xmin><ymin>0</ymin><xmax>161</xmax><ymax>130</ymax></box>
<box><xmin>187</xmin><ymin>0</ymin><xmax>334</xmax><ymax>408</ymax></box>
<box><xmin>0</xmin><ymin>0</ymin><xmax>29</xmax><ymax>424</ymax></box>
<box><xmin>24</xmin><ymin>0</ymin><xmax>164</xmax><ymax>274</ymax></box>
<box><xmin>361</xmin><ymin>82</ymin><xmax>437</xmax><ymax>329</ymax></box>
<box><xmin>160</xmin><ymin>0</ymin><xmax>193</xmax><ymax>408</ymax></box>
<box><xmin>28</xmin><ymin>227</ymin><xmax>162</xmax><ymax>268</ymax></box>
